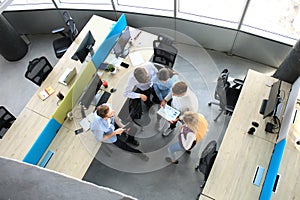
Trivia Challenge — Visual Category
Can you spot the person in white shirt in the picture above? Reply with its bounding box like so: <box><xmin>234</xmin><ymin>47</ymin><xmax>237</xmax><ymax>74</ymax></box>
<box><xmin>165</xmin><ymin>111</ymin><xmax>208</xmax><ymax>164</ymax></box>
<box><xmin>123</xmin><ymin>61</ymin><xmax>158</xmax><ymax>108</ymax></box>
<box><xmin>160</xmin><ymin>81</ymin><xmax>199</xmax><ymax>137</ymax></box>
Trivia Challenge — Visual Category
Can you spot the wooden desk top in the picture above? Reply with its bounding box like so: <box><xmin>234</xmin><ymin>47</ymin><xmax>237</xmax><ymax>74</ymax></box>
<box><xmin>26</xmin><ymin>15</ymin><xmax>114</xmax><ymax>119</ymax></box>
<box><xmin>43</xmin><ymin>30</ymin><xmax>156</xmax><ymax>179</ymax></box>
<box><xmin>200</xmin><ymin>70</ymin><xmax>291</xmax><ymax>200</ymax></box>
<box><xmin>0</xmin><ymin>108</ymin><xmax>49</xmax><ymax>160</ymax></box>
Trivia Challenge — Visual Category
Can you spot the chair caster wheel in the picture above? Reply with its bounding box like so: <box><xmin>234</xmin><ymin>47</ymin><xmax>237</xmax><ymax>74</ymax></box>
<box><xmin>208</xmin><ymin>103</ymin><xmax>212</xmax><ymax>106</ymax></box>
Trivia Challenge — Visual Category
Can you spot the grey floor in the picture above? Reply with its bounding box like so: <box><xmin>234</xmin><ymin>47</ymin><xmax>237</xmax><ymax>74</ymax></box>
<box><xmin>0</xmin><ymin>34</ymin><xmax>276</xmax><ymax>200</ymax></box>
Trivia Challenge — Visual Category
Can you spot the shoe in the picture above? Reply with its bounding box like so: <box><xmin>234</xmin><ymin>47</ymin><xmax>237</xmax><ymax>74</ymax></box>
<box><xmin>165</xmin><ymin>157</ymin><xmax>178</xmax><ymax>164</ymax></box>
<box><xmin>162</xmin><ymin>128</ymin><xmax>174</xmax><ymax>137</ymax></box>
<box><xmin>126</xmin><ymin>138</ymin><xmax>140</xmax><ymax>146</ymax></box>
<box><xmin>185</xmin><ymin>150</ymin><xmax>191</xmax><ymax>154</ymax></box>
<box><xmin>139</xmin><ymin>153</ymin><xmax>149</xmax><ymax>161</ymax></box>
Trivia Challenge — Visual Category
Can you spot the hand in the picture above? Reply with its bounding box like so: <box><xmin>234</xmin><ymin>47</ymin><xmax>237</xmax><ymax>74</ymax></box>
<box><xmin>140</xmin><ymin>94</ymin><xmax>148</xmax><ymax>101</ymax></box>
<box><xmin>160</xmin><ymin>99</ymin><xmax>167</xmax><ymax>108</ymax></box>
<box><xmin>115</xmin><ymin>128</ymin><xmax>125</xmax><ymax>135</ymax></box>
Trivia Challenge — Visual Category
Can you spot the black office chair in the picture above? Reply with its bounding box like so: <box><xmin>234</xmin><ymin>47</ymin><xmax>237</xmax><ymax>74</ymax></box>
<box><xmin>0</xmin><ymin>106</ymin><xmax>16</xmax><ymax>139</ymax></box>
<box><xmin>195</xmin><ymin>140</ymin><xmax>218</xmax><ymax>190</ymax></box>
<box><xmin>25</xmin><ymin>56</ymin><xmax>53</xmax><ymax>86</ymax></box>
<box><xmin>208</xmin><ymin>69</ymin><xmax>243</xmax><ymax>121</ymax></box>
<box><xmin>52</xmin><ymin>11</ymin><xmax>78</xmax><ymax>58</ymax></box>
<box><xmin>152</xmin><ymin>33</ymin><xmax>178</xmax><ymax>68</ymax></box>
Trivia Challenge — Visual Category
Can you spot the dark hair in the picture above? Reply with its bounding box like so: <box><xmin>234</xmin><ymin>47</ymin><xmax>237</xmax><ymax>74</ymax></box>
<box><xmin>96</xmin><ymin>104</ymin><xmax>110</xmax><ymax>118</ymax></box>
<box><xmin>172</xmin><ymin>81</ymin><xmax>188</xmax><ymax>95</ymax></box>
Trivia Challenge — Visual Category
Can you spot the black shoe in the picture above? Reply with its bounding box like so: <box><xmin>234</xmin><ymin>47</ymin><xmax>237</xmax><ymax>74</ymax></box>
<box><xmin>185</xmin><ymin>150</ymin><xmax>191</xmax><ymax>154</ymax></box>
<box><xmin>126</xmin><ymin>138</ymin><xmax>140</xmax><ymax>146</ymax></box>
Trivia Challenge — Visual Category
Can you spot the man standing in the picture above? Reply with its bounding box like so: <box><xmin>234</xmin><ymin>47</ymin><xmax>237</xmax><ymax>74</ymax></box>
<box><xmin>160</xmin><ymin>81</ymin><xmax>199</xmax><ymax>137</ymax></box>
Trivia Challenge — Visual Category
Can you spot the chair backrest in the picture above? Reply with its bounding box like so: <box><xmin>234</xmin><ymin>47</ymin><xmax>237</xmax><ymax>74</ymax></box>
<box><xmin>25</xmin><ymin>56</ymin><xmax>53</xmax><ymax>86</ymax></box>
<box><xmin>153</xmin><ymin>39</ymin><xmax>178</xmax><ymax>68</ymax></box>
<box><xmin>0</xmin><ymin>106</ymin><xmax>16</xmax><ymax>139</ymax></box>
<box><xmin>214</xmin><ymin>69</ymin><xmax>230</xmax><ymax>107</ymax></box>
<box><xmin>198</xmin><ymin>140</ymin><xmax>218</xmax><ymax>180</ymax></box>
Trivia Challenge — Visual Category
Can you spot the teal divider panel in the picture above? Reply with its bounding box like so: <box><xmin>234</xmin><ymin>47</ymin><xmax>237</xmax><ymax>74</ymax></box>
<box><xmin>23</xmin><ymin>118</ymin><xmax>61</xmax><ymax>165</ymax></box>
<box><xmin>91</xmin><ymin>14</ymin><xmax>127</xmax><ymax>69</ymax></box>
<box><xmin>259</xmin><ymin>139</ymin><xmax>286</xmax><ymax>200</ymax></box>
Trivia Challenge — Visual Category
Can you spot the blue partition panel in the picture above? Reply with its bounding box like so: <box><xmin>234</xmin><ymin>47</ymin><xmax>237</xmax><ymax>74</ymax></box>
<box><xmin>91</xmin><ymin>14</ymin><xmax>127</xmax><ymax>69</ymax></box>
<box><xmin>23</xmin><ymin>118</ymin><xmax>61</xmax><ymax>165</ymax></box>
<box><xmin>259</xmin><ymin>139</ymin><xmax>286</xmax><ymax>200</ymax></box>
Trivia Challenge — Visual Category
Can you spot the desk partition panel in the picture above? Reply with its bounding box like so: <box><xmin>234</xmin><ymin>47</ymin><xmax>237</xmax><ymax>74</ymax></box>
<box><xmin>91</xmin><ymin>14</ymin><xmax>127</xmax><ymax>69</ymax></box>
<box><xmin>52</xmin><ymin>61</ymin><xmax>97</xmax><ymax>124</ymax></box>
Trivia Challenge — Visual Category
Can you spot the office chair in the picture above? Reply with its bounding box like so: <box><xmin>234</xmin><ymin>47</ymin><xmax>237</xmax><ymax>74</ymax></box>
<box><xmin>208</xmin><ymin>69</ymin><xmax>243</xmax><ymax>121</ymax></box>
<box><xmin>25</xmin><ymin>56</ymin><xmax>53</xmax><ymax>86</ymax></box>
<box><xmin>152</xmin><ymin>33</ymin><xmax>178</xmax><ymax>68</ymax></box>
<box><xmin>195</xmin><ymin>140</ymin><xmax>218</xmax><ymax>190</ymax></box>
<box><xmin>52</xmin><ymin>11</ymin><xmax>78</xmax><ymax>58</ymax></box>
<box><xmin>0</xmin><ymin>106</ymin><xmax>16</xmax><ymax>139</ymax></box>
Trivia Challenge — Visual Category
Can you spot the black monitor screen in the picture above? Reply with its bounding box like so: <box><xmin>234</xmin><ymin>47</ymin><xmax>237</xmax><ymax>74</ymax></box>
<box><xmin>113</xmin><ymin>26</ymin><xmax>131</xmax><ymax>58</ymax></box>
<box><xmin>79</xmin><ymin>73</ymin><xmax>102</xmax><ymax>109</ymax></box>
<box><xmin>72</xmin><ymin>31</ymin><xmax>95</xmax><ymax>63</ymax></box>
<box><xmin>263</xmin><ymin>80</ymin><xmax>282</xmax><ymax>119</ymax></box>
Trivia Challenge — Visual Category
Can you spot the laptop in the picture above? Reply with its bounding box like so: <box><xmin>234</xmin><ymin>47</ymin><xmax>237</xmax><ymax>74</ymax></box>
<box><xmin>58</xmin><ymin>67</ymin><xmax>77</xmax><ymax>86</ymax></box>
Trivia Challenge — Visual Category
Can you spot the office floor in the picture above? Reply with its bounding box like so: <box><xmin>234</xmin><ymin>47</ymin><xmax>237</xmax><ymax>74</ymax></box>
<box><xmin>0</xmin><ymin>34</ymin><xmax>276</xmax><ymax>200</ymax></box>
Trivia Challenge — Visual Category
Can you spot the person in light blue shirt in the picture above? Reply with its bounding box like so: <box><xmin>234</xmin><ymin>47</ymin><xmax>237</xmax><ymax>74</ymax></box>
<box><xmin>152</xmin><ymin>68</ymin><xmax>179</xmax><ymax>103</ymax></box>
<box><xmin>90</xmin><ymin>104</ymin><xmax>148</xmax><ymax>161</ymax></box>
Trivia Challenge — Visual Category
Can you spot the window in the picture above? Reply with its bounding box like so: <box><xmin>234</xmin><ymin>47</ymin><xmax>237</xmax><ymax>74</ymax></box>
<box><xmin>242</xmin><ymin>0</ymin><xmax>300</xmax><ymax>45</ymax></box>
<box><xmin>114</xmin><ymin>0</ymin><xmax>174</xmax><ymax>17</ymax></box>
<box><xmin>177</xmin><ymin>0</ymin><xmax>247</xmax><ymax>29</ymax></box>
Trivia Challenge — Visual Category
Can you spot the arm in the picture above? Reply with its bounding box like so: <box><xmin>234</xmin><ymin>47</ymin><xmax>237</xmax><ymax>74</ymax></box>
<box><xmin>123</xmin><ymin>77</ymin><xmax>141</xmax><ymax>99</ymax></box>
<box><xmin>153</xmin><ymin>83</ymin><xmax>164</xmax><ymax>101</ymax></box>
<box><xmin>180</xmin><ymin>132</ymin><xmax>196</xmax><ymax>150</ymax></box>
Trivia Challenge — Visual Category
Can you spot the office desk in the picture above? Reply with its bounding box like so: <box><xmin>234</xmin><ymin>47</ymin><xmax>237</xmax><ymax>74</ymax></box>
<box><xmin>200</xmin><ymin>70</ymin><xmax>291</xmax><ymax>200</ymax></box>
<box><xmin>43</xmin><ymin>30</ymin><xmax>156</xmax><ymax>179</ymax></box>
<box><xmin>272</xmin><ymin>103</ymin><xmax>300</xmax><ymax>200</ymax></box>
<box><xmin>26</xmin><ymin>15</ymin><xmax>114</xmax><ymax>119</ymax></box>
<box><xmin>0</xmin><ymin>108</ymin><xmax>49</xmax><ymax>160</ymax></box>
<box><xmin>0</xmin><ymin>15</ymin><xmax>114</xmax><ymax>161</ymax></box>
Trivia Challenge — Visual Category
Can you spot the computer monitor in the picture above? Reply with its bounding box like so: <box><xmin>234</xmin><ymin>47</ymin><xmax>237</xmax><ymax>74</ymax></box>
<box><xmin>263</xmin><ymin>80</ymin><xmax>282</xmax><ymax>119</ymax></box>
<box><xmin>113</xmin><ymin>26</ymin><xmax>131</xmax><ymax>58</ymax></box>
<box><xmin>71</xmin><ymin>31</ymin><xmax>95</xmax><ymax>63</ymax></box>
<box><xmin>78</xmin><ymin>73</ymin><xmax>102</xmax><ymax>109</ymax></box>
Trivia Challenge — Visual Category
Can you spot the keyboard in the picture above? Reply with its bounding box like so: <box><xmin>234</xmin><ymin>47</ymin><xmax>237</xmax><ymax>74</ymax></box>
<box><xmin>96</xmin><ymin>91</ymin><xmax>111</xmax><ymax>107</ymax></box>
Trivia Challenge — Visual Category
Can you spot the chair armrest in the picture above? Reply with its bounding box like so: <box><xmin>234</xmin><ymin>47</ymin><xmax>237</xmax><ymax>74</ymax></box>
<box><xmin>51</xmin><ymin>27</ymin><xmax>65</xmax><ymax>34</ymax></box>
<box><xmin>233</xmin><ymin>78</ymin><xmax>244</xmax><ymax>85</ymax></box>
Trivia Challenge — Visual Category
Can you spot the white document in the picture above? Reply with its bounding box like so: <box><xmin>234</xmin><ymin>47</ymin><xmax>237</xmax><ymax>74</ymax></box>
<box><xmin>157</xmin><ymin>105</ymin><xmax>180</xmax><ymax>121</ymax></box>
<box><xmin>129</xmin><ymin>51</ymin><xmax>144</xmax><ymax>66</ymax></box>
<box><xmin>79</xmin><ymin>112</ymin><xmax>96</xmax><ymax>132</ymax></box>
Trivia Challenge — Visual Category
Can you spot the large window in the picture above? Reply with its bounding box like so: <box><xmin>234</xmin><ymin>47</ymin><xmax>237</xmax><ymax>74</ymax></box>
<box><xmin>4</xmin><ymin>0</ymin><xmax>300</xmax><ymax>45</ymax></box>
<box><xmin>177</xmin><ymin>0</ymin><xmax>247</xmax><ymax>29</ymax></box>
<box><xmin>114</xmin><ymin>0</ymin><xmax>174</xmax><ymax>17</ymax></box>
<box><xmin>242</xmin><ymin>0</ymin><xmax>300</xmax><ymax>44</ymax></box>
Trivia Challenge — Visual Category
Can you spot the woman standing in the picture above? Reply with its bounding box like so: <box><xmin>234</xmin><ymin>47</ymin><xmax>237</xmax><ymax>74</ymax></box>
<box><xmin>165</xmin><ymin>111</ymin><xmax>208</xmax><ymax>164</ymax></box>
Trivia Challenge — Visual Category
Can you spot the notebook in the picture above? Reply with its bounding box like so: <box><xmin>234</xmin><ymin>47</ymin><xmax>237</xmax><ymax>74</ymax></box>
<box><xmin>58</xmin><ymin>67</ymin><xmax>77</xmax><ymax>86</ymax></box>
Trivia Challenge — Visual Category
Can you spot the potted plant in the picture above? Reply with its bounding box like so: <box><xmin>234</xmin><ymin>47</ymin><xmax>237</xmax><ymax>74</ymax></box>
<box><xmin>106</xmin><ymin>64</ymin><xmax>116</xmax><ymax>74</ymax></box>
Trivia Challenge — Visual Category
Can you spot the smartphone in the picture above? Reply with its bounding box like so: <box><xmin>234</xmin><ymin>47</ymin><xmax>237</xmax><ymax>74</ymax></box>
<box><xmin>75</xmin><ymin>128</ymin><xmax>84</xmax><ymax>135</ymax></box>
<box><xmin>120</xmin><ymin>62</ymin><xmax>129</xmax><ymax>68</ymax></box>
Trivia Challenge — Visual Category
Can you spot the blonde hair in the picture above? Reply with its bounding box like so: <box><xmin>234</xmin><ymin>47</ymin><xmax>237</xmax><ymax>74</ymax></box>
<box><xmin>182</xmin><ymin>111</ymin><xmax>208</xmax><ymax>142</ymax></box>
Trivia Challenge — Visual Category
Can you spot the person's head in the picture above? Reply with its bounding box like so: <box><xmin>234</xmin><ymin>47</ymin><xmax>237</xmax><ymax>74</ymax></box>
<box><xmin>157</xmin><ymin>68</ymin><xmax>173</xmax><ymax>82</ymax></box>
<box><xmin>172</xmin><ymin>81</ymin><xmax>188</xmax><ymax>96</ymax></box>
<box><xmin>134</xmin><ymin>67</ymin><xmax>149</xmax><ymax>83</ymax></box>
<box><xmin>96</xmin><ymin>104</ymin><xmax>113</xmax><ymax>119</ymax></box>
<box><xmin>182</xmin><ymin>111</ymin><xmax>208</xmax><ymax>142</ymax></box>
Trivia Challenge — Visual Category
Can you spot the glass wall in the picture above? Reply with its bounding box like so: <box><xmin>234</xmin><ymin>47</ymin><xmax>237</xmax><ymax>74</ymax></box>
<box><xmin>5</xmin><ymin>0</ymin><xmax>300</xmax><ymax>45</ymax></box>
